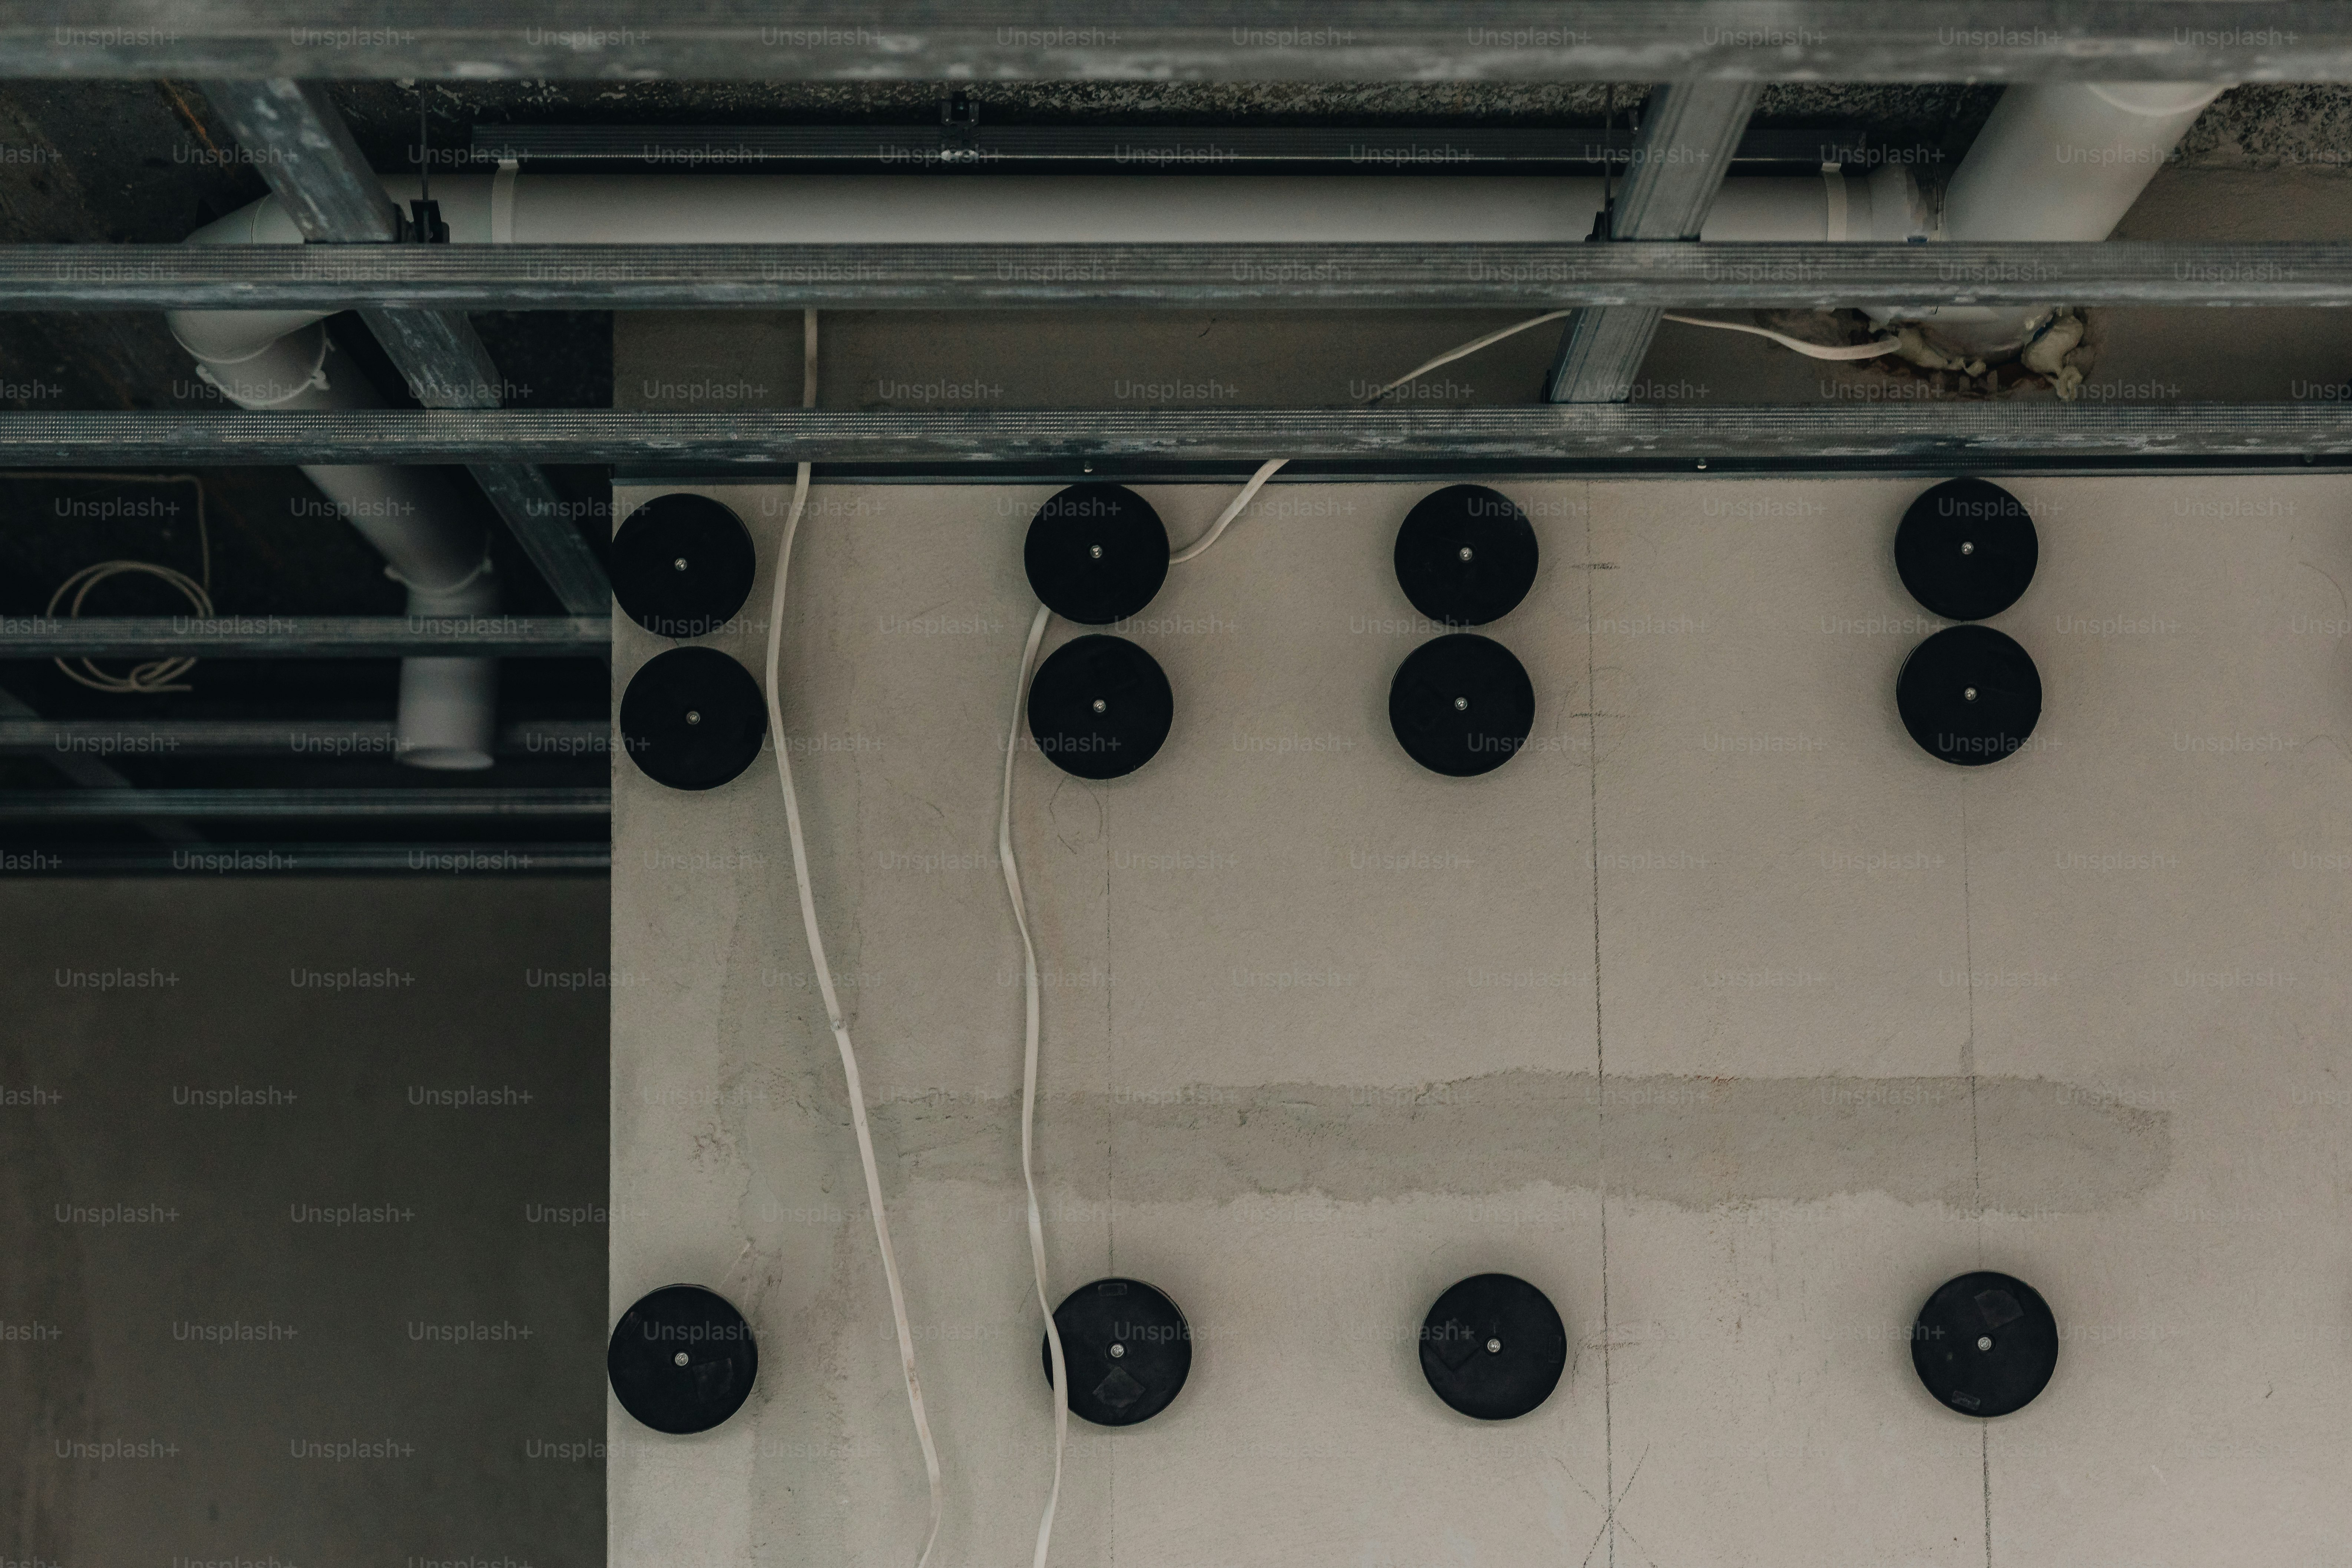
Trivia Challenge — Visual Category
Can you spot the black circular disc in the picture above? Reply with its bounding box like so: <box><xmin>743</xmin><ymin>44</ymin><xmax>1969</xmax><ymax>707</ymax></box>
<box><xmin>1895</xmin><ymin>479</ymin><xmax>2038</xmax><ymax>621</ymax></box>
<box><xmin>1911</xmin><ymin>1271</ymin><xmax>2058</xmax><ymax>1418</ymax></box>
<box><xmin>1041</xmin><ymin>1277</ymin><xmax>1191</xmax><ymax>1427</ymax></box>
<box><xmin>611</xmin><ymin>493</ymin><xmax>758</xmax><ymax>638</ymax></box>
<box><xmin>1027</xmin><ymin>634</ymin><xmax>1172</xmax><ymax>780</ymax></box>
<box><xmin>1895</xmin><ymin>625</ymin><xmax>2042</xmax><ymax>767</ymax></box>
<box><xmin>619</xmin><ymin>646</ymin><xmax>768</xmax><ymax>790</ymax></box>
<box><xmin>1388</xmin><ymin>634</ymin><xmax>1536</xmax><ymax>777</ymax></box>
<box><xmin>1395</xmin><ymin>484</ymin><xmax>1539</xmax><ymax>626</ymax></box>
<box><xmin>1419</xmin><ymin>1273</ymin><xmax>1568</xmax><ymax>1421</ymax></box>
<box><xmin>607</xmin><ymin>1284</ymin><xmax>759</xmax><ymax>1434</ymax></box>
<box><xmin>1024</xmin><ymin>483</ymin><xmax>1169</xmax><ymax>625</ymax></box>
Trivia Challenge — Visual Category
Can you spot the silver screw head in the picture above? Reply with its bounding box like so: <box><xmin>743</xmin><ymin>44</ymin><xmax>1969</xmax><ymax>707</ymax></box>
<box><xmin>685</xmin><ymin>709</ymin><xmax>702</xmax><ymax>725</ymax></box>
<box><xmin>1960</xmin><ymin>541</ymin><xmax>1976</xmax><ymax>556</ymax></box>
<box><xmin>1089</xmin><ymin>544</ymin><xmax>1103</xmax><ymax>559</ymax></box>
<box><xmin>1458</xmin><ymin>546</ymin><xmax>1474</xmax><ymax>562</ymax></box>
<box><xmin>1092</xmin><ymin>698</ymin><xmax>1108</xmax><ymax>714</ymax></box>
<box><xmin>1962</xmin><ymin>687</ymin><xmax>1978</xmax><ymax>702</ymax></box>
<box><xmin>1109</xmin><ymin>1343</ymin><xmax>1125</xmax><ymax>1359</ymax></box>
<box><xmin>1453</xmin><ymin>696</ymin><xmax>1469</xmax><ymax>712</ymax></box>
<box><xmin>1485</xmin><ymin>1338</ymin><xmax>1503</xmax><ymax>1354</ymax></box>
<box><xmin>1976</xmin><ymin>1336</ymin><xmax>1994</xmax><ymax>1352</ymax></box>
<box><xmin>673</xmin><ymin>556</ymin><xmax>689</xmax><ymax>571</ymax></box>
<box><xmin>673</xmin><ymin>1350</ymin><xmax>690</xmax><ymax>1367</ymax></box>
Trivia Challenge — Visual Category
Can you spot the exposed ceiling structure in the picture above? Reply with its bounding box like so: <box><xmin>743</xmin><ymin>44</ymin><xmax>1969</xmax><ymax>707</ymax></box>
<box><xmin>1</xmin><ymin>9</ymin><xmax>2349</xmax><ymax>873</ymax></box>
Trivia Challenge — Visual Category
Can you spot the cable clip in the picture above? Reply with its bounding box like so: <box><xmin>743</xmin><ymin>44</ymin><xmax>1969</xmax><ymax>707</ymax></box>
<box><xmin>400</xmin><ymin>198</ymin><xmax>450</xmax><ymax>244</ymax></box>
<box><xmin>383</xmin><ymin>555</ymin><xmax>494</xmax><ymax>595</ymax></box>
<box><xmin>938</xmin><ymin>89</ymin><xmax>981</xmax><ymax>165</ymax></box>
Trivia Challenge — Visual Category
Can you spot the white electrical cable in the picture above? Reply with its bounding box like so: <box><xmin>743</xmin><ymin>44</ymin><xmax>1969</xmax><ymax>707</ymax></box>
<box><xmin>997</xmin><ymin>601</ymin><xmax>1068</xmax><ymax>1568</ymax></box>
<box><xmin>1009</xmin><ymin>375</ymin><xmax>1301</xmax><ymax>1568</ymax></box>
<box><xmin>1188</xmin><ymin>308</ymin><xmax>1592</xmax><ymax>561</ymax></box>
<box><xmin>1359</xmin><ymin>306</ymin><xmax>1899</xmax><ymax>413</ymax></box>
<box><xmin>36</xmin><ymin>472</ymin><xmax>214</xmax><ymax>694</ymax></box>
<box><xmin>1659</xmin><ymin>312</ymin><xmax>1902</xmax><ymax>360</ymax></box>
<box><xmin>763</xmin><ymin>307</ymin><xmax>946</xmax><ymax>1568</ymax></box>
<box><xmin>48</xmin><ymin>560</ymin><xmax>212</xmax><ymax>693</ymax></box>
<box><xmin>1357</xmin><ymin>309</ymin><xmax>1573</xmax><ymax>405</ymax></box>
<box><xmin>1168</xmin><ymin>457</ymin><xmax>1289</xmax><ymax>564</ymax></box>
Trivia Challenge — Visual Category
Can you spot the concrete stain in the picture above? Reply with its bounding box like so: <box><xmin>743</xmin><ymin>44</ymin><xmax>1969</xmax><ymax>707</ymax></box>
<box><xmin>866</xmin><ymin>1069</ymin><xmax>2169</xmax><ymax>1216</ymax></box>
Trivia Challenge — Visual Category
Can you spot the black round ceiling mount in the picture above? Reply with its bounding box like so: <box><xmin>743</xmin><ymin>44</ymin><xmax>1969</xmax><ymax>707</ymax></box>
<box><xmin>1911</xmin><ymin>1271</ymin><xmax>2058</xmax><ymax>1418</ymax></box>
<box><xmin>619</xmin><ymin>646</ymin><xmax>768</xmax><ymax>790</ymax></box>
<box><xmin>611</xmin><ymin>493</ymin><xmax>758</xmax><ymax>639</ymax></box>
<box><xmin>608</xmin><ymin>1283</ymin><xmax>759</xmax><ymax>1434</ymax></box>
<box><xmin>1895</xmin><ymin>625</ymin><xmax>2042</xmax><ymax>767</ymax></box>
<box><xmin>1041</xmin><ymin>1277</ymin><xmax>1192</xmax><ymax>1426</ymax></box>
<box><xmin>1395</xmin><ymin>484</ymin><xmax>1540</xmax><ymax>626</ymax></box>
<box><xmin>1024</xmin><ymin>483</ymin><xmax>1169</xmax><ymax>625</ymax></box>
<box><xmin>1388</xmin><ymin>634</ymin><xmax>1535</xmax><ymax>777</ymax></box>
<box><xmin>1419</xmin><ymin>1273</ymin><xmax>1568</xmax><ymax>1421</ymax></box>
<box><xmin>1026</xmin><ymin>634</ymin><xmax>1173</xmax><ymax>780</ymax></box>
<box><xmin>1895</xmin><ymin>479</ymin><xmax>2038</xmax><ymax>622</ymax></box>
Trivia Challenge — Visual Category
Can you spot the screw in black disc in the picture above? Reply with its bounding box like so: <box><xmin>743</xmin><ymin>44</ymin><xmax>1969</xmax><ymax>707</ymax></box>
<box><xmin>1911</xmin><ymin>1271</ymin><xmax>2058</xmax><ymax>1418</ymax></box>
<box><xmin>1041</xmin><ymin>1277</ymin><xmax>1192</xmax><ymax>1427</ymax></box>
<box><xmin>1895</xmin><ymin>479</ymin><xmax>2038</xmax><ymax>622</ymax></box>
<box><xmin>1419</xmin><ymin>1273</ymin><xmax>1568</xmax><ymax>1421</ymax></box>
<box><xmin>1394</xmin><ymin>484</ymin><xmax>1539</xmax><ymax>626</ymax></box>
<box><xmin>1024</xmin><ymin>483</ymin><xmax>1169</xmax><ymax>625</ymax></box>
<box><xmin>607</xmin><ymin>1283</ymin><xmax>760</xmax><ymax>1435</ymax></box>
<box><xmin>1388</xmin><ymin>634</ymin><xmax>1536</xmax><ymax>778</ymax></box>
<box><xmin>611</xmin><ymin>493</ymin><xmax>758</xmax><ymax>638</ymax></box>
<box><xmin>1026</xmin><ymin>634</ymin><xmax>1173</xmax><ymax>781</ymax></box>
<box><xmin>619</xmin><ymin>646</ymin><xmax>768</xmax><ymax>790</ymax></box>
<box><xmin>1895</xmin><ymin>625</ymin><xmax>2042</xmax><ymax>767</ymax></box>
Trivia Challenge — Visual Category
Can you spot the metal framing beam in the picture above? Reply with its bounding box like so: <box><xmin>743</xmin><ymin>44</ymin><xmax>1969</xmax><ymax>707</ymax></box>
<box><xmin>18</xmin><ymin>242</ymin><xmax>2352</xmax><ymax>311</ymax></box>
<box><xmin>17</xmin><ymin>5</ymin><xmax>2352</xmax><ymax>82</ymax></box>
<box><xmin>0</xmin><ymin>718</ymin><xmax>609</xmax><ymax>755</ymax></box>
<box><xmin>1548</xmin><ymin>82</ymin><xmax>1759</xmax><ymax>403</ymax></box>
<box><xmin>0</xmin><ymin>842</ymin><xmax>611</xmax><ymax>874</ymax></box>
<box><xmin>0</xmin><ymin>682</ymin><xmax>202</xmax><ymax>844</ymax></box>
<box><xmin>1</xmin><ymin>406</ymin><xmax>2346</xmax><ymax>467</ymax></box>
<box><xmin>0</xmin><ymin>789</ymin><xmax>608</xmax><ymax>819</ymax></box>
<box><xmin>472</xmin><ymin>123</ymin><xmax>1886</xmax><ymax>171</ymax></box>
<box><xmin>0</xmin><ymin>616</ymin><xmax>610</xmax><ymax>659</ymax></box>
<box><xmin>194</xmin><ymin>78</ymin><xmax>612</xmax><ymax>616</ymax></box>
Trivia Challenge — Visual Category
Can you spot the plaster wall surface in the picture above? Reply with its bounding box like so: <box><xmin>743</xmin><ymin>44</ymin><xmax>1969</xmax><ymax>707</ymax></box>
<box><xmin>610</xmin><ymin>475</ymin><xmax>2352</xmax><ymax>1566</ymax></box>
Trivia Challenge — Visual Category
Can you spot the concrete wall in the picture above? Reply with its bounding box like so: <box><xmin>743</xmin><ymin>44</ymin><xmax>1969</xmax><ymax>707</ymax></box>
<box><xmin>610</xmin><ymin>474</ymin><xmax>2352</xmax><ymax>1566</ymax></box>
<box><xmin>0</xmin><ymin>877</ymin><xmax>609</xmax><ymax>1567</ymax></box>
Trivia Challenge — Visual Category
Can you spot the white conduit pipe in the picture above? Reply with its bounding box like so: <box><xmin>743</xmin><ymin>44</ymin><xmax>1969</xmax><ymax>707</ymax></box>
<box><xmin>171</xmin><ymin>204</ymin><xmax>499</xmax><ymax>770</ymax></box>
<box><xmin>1870</xmin><ymin>80</ymin><xmax>2232</xmax><ymax>354</ymax></box>
<box><xmin>172</xmin><ymin>314</ymin><xmax>499</xmax><ymax>768</ymax></box>
<box><xmin>764</xmin><ymin>310</ymin><xmax>947</xmax><ymax>1568</ymax></box>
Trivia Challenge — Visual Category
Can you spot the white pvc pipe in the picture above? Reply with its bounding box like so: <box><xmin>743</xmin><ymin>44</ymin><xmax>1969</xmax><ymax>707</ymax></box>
<box><xmin>1942</xmin><ymin>82</ymin><xmax>2229</xmax><ymax>244</ymax></box>
<box><xmin>184</xmin><ymin>169</ymin><xmax>1931</xmax><ymax>250</ymax></box>
<box><xmin>1875</xmin><ymin>80</ymin><xmax>2230</xmax><ymax>353</ymax></box>
<box><xmin>171</xmin><ymin>312</ymin><xmax>499</xmax><ymax>770</ymax></box>
<box><xmin>171</xmin><ymin>168</ymin><xmax>1929</xmax><ymax>360</ymax></box>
